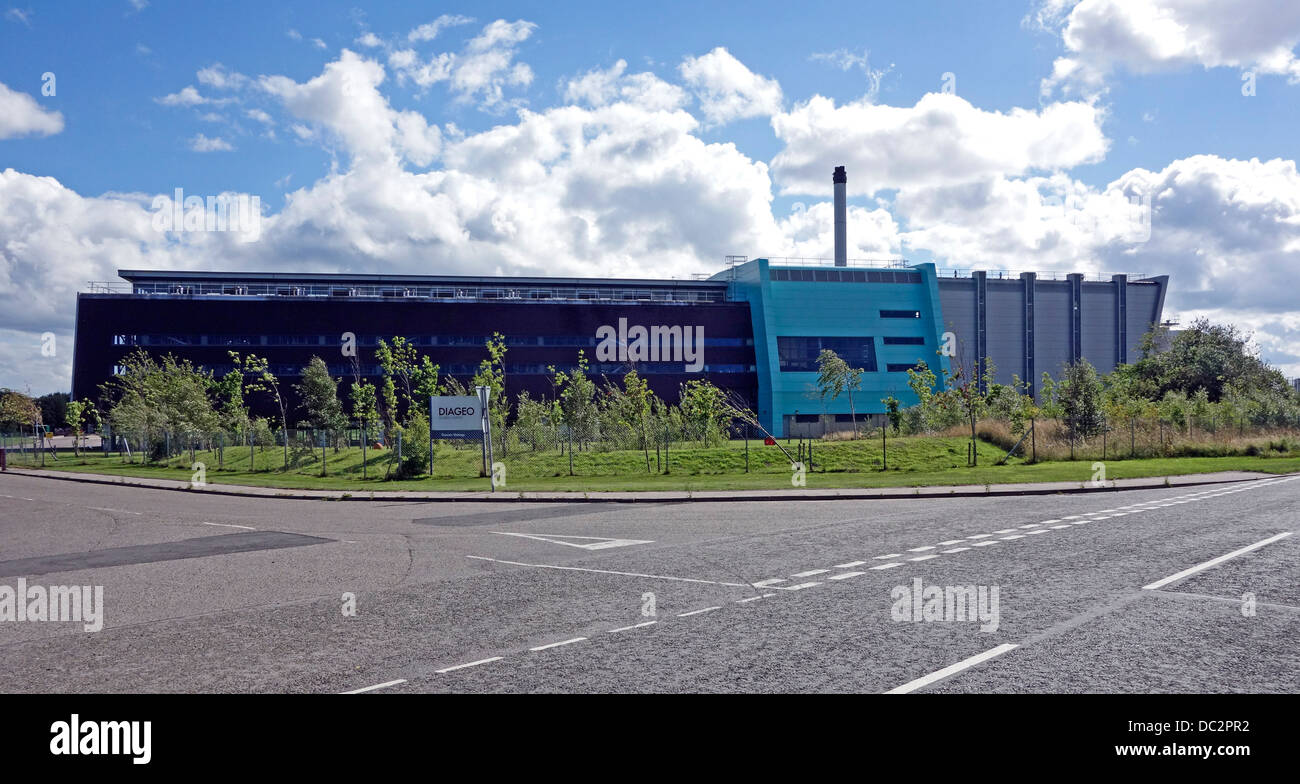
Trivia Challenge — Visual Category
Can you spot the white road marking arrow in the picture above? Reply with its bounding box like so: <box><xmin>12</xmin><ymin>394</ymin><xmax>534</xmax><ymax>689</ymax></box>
<box><xmin>490</xmin><ymin>532</ymin><xmax>654</xmax><ymax>550</ymax></box>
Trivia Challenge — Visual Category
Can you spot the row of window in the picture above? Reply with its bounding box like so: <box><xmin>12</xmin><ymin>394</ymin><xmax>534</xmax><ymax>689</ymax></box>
<box><xmin>132</xmin><ymin>283</ymin><xmax>727</xmax><ymax>303</ymax></box>
<box><xmin>111</xmin><ymin>362</ymin><xmax>754</xmax><ymax>377</ymax></box>
<box><xmin>770</xmin><ymin>269</ymin><xmax>923</xmax><ymax>284</ymax></box>
<box><xmin>111</xmin><ymin>334</ymin><xmax>754</xmax><ymax>349</ymax></box>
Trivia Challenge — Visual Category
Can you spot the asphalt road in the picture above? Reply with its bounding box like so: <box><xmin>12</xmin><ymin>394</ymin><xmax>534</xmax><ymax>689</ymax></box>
<box><xmin>0</xmin><ymin>471</ymin><xmax>1296</xmax><ymax>693</ymax></box>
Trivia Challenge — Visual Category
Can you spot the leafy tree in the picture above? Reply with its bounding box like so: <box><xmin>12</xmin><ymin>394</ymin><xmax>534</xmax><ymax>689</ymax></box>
<box><xmin>230</xmin><ymin>352</ymin><xmax>288</xmax><ymax>468</ymax></box>
<box><xmin>816</xmin><ymin>349</ymin><xmax>863</xmax><ymax>434</ymax></box>
<box><xmin>552</xmin><ymin>351</ymin><xmax>598</xmax><ymax>447</ymax></box>
<box><xmin>512</xmin><ymin>390</ymin><xmax>551</xmax><ymax>452</ymax></box>
<box><xmin>678</xmin><ymin>378</ymin><xmax>731</xmax><ymax>446</ymax></box>
<box><xmin>296</xmin><ymin>356</ymin><xmax>347</xmax><ymax>434</ymax></box>
<box><xmin>0</xmin><ymin>389</ymin><xmax>41</xmax><ymax>433</ymax></box>
<box><xmin>472</xmin><ymin>332</ymin><xmax>509</xmax><ymax>454</ymax></box>
<box><xmin>881</xmin><ymin>395</ymin><xmax>902</xmax><ymax>434</ymax></box>
<box><xmin>37</xmin><ymin>392</ymin><xmax>69</xmax><ymax>431</ymax></box>
<box><xmin>64</xmin><ymin>399</ymin><xmax>99</xmax><ymax>457</ymax></box>
<box><xmin>349</xmin><ymin>380</ymin><xmax>378</xmax><ymax>479</ymax></box>
<box><xmin>1132</xmin><ymin>318</ymin><xmax>1292</xmax><ymax>403</ymax></box>
<box><xmin>1059</xmin><ymin>359</ymin><xmax>1106</xmax><ymax>442</ymax></box>
<box><xmin>100</xmin><ymin>350</ymin><xmax>218</xmax><ymax>460</ymax></box>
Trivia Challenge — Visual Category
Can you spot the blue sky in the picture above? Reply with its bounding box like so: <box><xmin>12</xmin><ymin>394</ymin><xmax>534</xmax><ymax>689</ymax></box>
<box><xmin>3</xmin><ymin>0</ymin><xmax>1300</xmax><ymax>393</ymax></box>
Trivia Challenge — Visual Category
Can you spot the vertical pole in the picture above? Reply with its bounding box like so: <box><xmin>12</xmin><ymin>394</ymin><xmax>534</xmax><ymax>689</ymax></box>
<box><xmin>428</xmin><ymin>396</ymin><xmax>435</xmax><ymax>477</ymax></box>
<box><xmin>568</xmin><ymin>428</ymin><xmax>574</xmax><ymax>476</ymax></box>
<box><xmin>882</xmin><ymin>424</ymin><xmax>887</xmax><ymax>471</ymax></box>
<box><xmin>744</xmin><ymin>425</ymin><xmax>749</xmax><ymax>473</ymax></box>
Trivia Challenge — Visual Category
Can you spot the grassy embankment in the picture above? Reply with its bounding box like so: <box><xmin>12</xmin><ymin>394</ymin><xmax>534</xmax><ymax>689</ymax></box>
<box><xmin>9</xmin><ymin>431</ymin><xmax>1299</xmax><ymax>492</ymax></box>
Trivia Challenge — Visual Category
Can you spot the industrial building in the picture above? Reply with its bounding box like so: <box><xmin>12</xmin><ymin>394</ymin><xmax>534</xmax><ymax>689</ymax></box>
<box><xmin>71</xmin><ymin>167</ymin><xmax>1168</xmax><ymax>438</ymax></box>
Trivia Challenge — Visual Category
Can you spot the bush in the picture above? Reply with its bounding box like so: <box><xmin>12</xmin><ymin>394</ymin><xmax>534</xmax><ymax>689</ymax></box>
<box><xmin>396</xmin><ymin>413</ymin><xmax>430</xmax><ymax>479</ymax></box>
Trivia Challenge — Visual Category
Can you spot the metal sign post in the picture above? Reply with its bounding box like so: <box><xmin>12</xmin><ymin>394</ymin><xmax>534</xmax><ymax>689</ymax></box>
<box><xmin>477</xmin><ymin>386</ymin><xmax>494</xmax><ymax>492</ymax></box>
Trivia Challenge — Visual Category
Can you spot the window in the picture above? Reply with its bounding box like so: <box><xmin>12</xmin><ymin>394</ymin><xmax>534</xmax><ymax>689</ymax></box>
<box><xmin>880</xmin><ymin>309</ymin><xmax>921</xmax><ymax>319</ymax></box>
<box><xmin>882</xmin><ymin>336</ymin><xmax>925</xmax><ymax>345</ymax></box>
<box><xmin>777</xmin><ymin>336</ymin><xmax>877</xmax><ymax>373</ymax></box>
<box><xmin>887</xmin><ymin>363</ymin><xmax>922</xmax><ymax>373</ymax></box>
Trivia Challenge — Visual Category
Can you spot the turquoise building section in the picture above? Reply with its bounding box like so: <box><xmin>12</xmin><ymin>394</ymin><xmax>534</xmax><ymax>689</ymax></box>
<box><xmin>718</xmin><ymin>259</ymin><xmax>950</xmax><ymax>437</ymax></box>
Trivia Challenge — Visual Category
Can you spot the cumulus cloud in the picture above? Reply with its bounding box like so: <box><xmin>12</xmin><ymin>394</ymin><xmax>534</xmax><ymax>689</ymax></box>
<box><xmin>197</xmin><ymin>63</ymin><xmax>248</xmax><ymax>90</ymax></box>
<box><xmin>385</xmin><ymin>18</ymin><xmax>535</xmax><ymax>110</ymax></box>
<box><xmin>0</xmin><ymin>80</ymin><xmax>63</xmax><ymax>139</ymax></box>
<box><xmin>886</xmin><ymin>155</ymin><xmax>1300</xmax><ymax>374</ymax></box>
<box><xmin>680</xmin><ymin>47</ymin><xmax>783</xmax><ymax>126</ymax></box>
<box><xmin>5</xmin><ymin>44</ymin><xmax>1300</xmax><ymax>392</ymax></box>
<box><xmin>563</xmin><ymin>60</ymin><xmax>688</xmax><ymax>112</ymax></box>
<box><xmin>771</xmin><ymin>92</ymin><xmax>1109</xmax><ymax>195</ymax></box>
<box><xmin>1039</xmin><ymin>0</ymin><xmax>1300</xmax><ymax>96</ymax></box>
<box><xmin>189</xmin><ymin>133</ymin><xmax>233</xmax><ymax>152</ymax></box>
<box><xmin>156</xmin><ymin>85</ymin><xmax>232</xmax><ymax>107</ymax></box>
<box><xmin>408</xmin><ymin>14</ymin><xmax>474</xmax><ymax>42</ymax></box>
<box><xmin>259</xmin><ymin>50</ymin><xmax>442</xmax><ymax>167</ymax></box>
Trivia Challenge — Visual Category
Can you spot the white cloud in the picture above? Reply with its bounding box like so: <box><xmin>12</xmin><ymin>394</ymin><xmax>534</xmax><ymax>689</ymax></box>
<box><xmin>1039</xmin><ymin>0</ymin><xmax>1300</xmax><ymax>96</ymax></box>
<box><xmin>563</xmin><ymin>60</ymin><xmax>688</xmax><ymax>112</ymax></box>
<box><xmin>156</xmin><ymin>85</ymin><xmax>233</xmax><ymax>107</ymax></box>
<box><xmin>0</xmin><ymin>80</ymin><xmax>63</xmax><ymax>139</ymax></box>
<box><xmin>259</xmin><ymin>50</ymin><xmax>442</xmax><ymax>167</ymax></box>
<box><xmin>387</xmin><ymin>18</ymin><xmax>536</xmax><ymax>110</ymax></box>
<box><xmin>6</xmin><ymin>48</ymin><xmax>1300</xmax><ymax>393</ymax></box>
<box><xmin>679</xmin><ymin>47</ymin><xmax>783</xmax><ymax>126</ymax></box>
<box><xmin>770</xmin><ymin>92</ymin><xmax>1109</xmax><ymax>195</ymax></box>
<box><xmin>356</xmin><ymin>32</ymin><xmax>382</xmax><ymax>48</ymax></box>
<box><xmin>886</xmin><ymin>155</ymin><xmax>1300</xmax><ymax>375</ymax></box>
<box><xmin>5</xmin><ymin>8</ymin><xmax>31</xmax><ymax>26</ymax></box>
<box><xmin>809</xmin><ymin>49</ymin><xmax>892</xmax><ymax>101</ymax></box>
<box><xmin>197</xmin><ymin>63</ymin><xmax>248</xmax><ymax>90</ymax></box>
<box><xmin>189</xmin><ymin>134</ymin><xmax>233</xmax><ymax>152</ymax></box>
<box><xmin>407</xmin><ymin>14</ymin><xmax>473</xmax><ymax>42</ymax></box>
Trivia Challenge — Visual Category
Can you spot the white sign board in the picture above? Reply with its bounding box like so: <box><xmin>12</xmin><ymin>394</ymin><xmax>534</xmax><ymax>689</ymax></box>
<box><xmin>430</xmin><ymin>395</ymin><xmax>484</xmax><ymax>439</ymax></box>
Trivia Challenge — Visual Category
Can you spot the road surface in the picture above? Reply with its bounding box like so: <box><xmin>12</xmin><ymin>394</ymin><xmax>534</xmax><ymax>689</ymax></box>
<box><xmin>0</xmin><ymin>471</ymin><xmax>1296</xmax><ymax>693</ymax></box>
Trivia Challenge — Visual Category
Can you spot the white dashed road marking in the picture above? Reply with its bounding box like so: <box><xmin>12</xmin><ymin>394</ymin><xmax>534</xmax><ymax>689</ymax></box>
<box><xmin>885</xmin><ymin>644</ymin><xmax>1020</xmax><ymax>694</ymax></box>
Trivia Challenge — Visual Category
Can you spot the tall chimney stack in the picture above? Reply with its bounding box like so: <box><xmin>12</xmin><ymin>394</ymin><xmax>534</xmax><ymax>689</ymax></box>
<box><xmin>833</xmin><ymin>165</ymin><xmax>847</xmax><ymax>267</ymax></box>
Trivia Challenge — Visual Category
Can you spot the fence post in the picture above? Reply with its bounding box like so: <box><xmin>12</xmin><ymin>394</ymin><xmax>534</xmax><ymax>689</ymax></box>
<box><xmin>568</xmin><ymin>428</ymin><xmax>574</xmax><ymax>476</ymax></box>
<box><xmin>744</xmin><ymin>425</ymin><xmax>749</xmax><ymax>473</ymax></box>
<box><xmin>663</xmin><ymin>424</ymin><xmax>669</xmax><ymax>475</ymax></box>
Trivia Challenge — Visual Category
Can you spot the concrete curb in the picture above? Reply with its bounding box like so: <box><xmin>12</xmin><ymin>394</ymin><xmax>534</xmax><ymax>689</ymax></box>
<box><xmin>4</xmin><ymin>466</ymin><xmax>1291</xmax><ymax>503</ymax></box>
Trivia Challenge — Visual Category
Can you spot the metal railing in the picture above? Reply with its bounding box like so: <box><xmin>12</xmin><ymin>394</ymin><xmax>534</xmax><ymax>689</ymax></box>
<box><xmin>85</xmin><ymin>281</ymin><xmax>727</xmax><ymax>303</ymax></box>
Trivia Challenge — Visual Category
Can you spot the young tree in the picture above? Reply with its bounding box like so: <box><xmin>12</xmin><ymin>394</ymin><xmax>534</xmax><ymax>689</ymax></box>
<box><xmin>64</xmin><ymin>399</ymin><xmax>99</xmax><ymax>457</ymax></box>
<box><xmin>816</xmin><ymin>349</ymin><xmax>863</xmax><ymax>435</ymax></box>
<box><xmin>231</xmin><ymin>352</ymin><xmax>288</xmax><ymax>468</ymax></box>
<box><xmin>942</xmin><ymin>355</ymin><xmax>997</xmax><ymax>465</ymax></box>
<box><xmin>1059</xmin><ymin>359</ymin><xmax>1106</xmax><ymax>444</ymax></box>
<box><xmin>552</xmin><ymin>351</ymin><xmax>598</xmax><ymax>448</ymax></box>
<box><xmin>679</xmin><ymin>378</ymin><xmax>731</xmax><ymax>446</ymax></box>
<box><xmin>350</xmin><ymin>380</ymin><xmax>378</xmax><ymax>480</ymax></box>
<box><xmin>296</xmin><ymin>357</ymin><xmax>346</xmax><ymax>432</ymax></box>
<box><xmin>472</xmin><ymin>332</ymin><xmax>509</xmax><ymax>455</ymax></box>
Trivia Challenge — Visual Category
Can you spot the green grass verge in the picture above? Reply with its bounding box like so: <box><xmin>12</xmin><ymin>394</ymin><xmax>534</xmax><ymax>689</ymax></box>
<box><xmin>9</xmin><ymin>435</ymin><xmax>1299</xmax><ymax>492</ymax></box>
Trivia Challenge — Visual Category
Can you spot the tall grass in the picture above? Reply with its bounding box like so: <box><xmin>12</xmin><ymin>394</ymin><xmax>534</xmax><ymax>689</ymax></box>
<box><xmin>975</xmin><ymin>418</ymin><xmax>1299</xmax><ymax>462</ymax></box>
